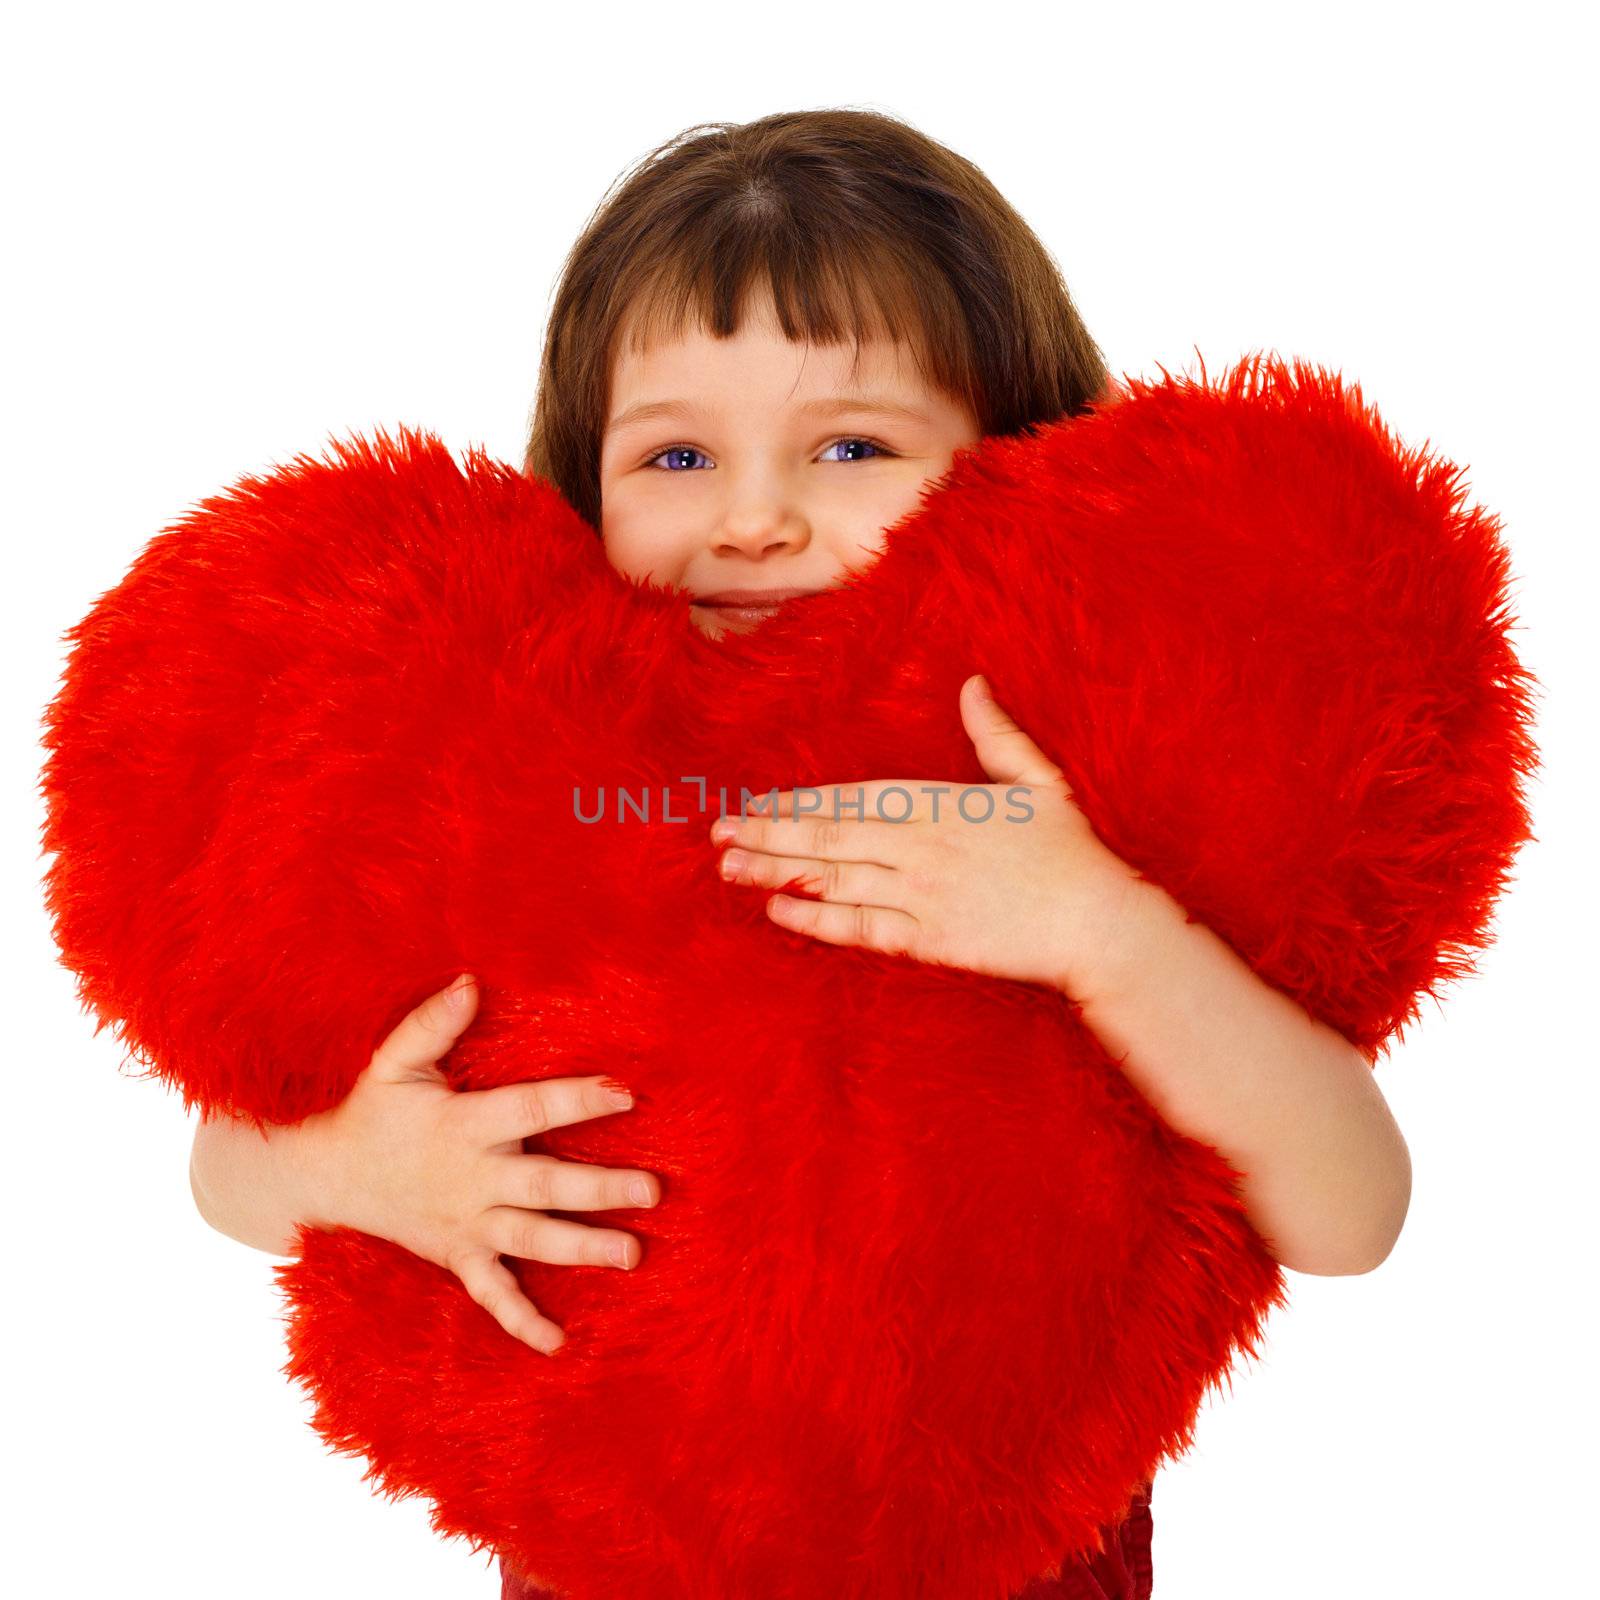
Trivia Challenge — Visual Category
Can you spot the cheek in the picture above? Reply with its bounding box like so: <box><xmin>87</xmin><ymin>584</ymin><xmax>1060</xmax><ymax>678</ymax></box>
<box><xmin>831</xmin><ymin>480</ymin><xmax>924</xmax><ymax>564</ymax></box>
<box><xmin>598</xmin><ymin>503</ymin><xmax>672</xmax><ymax>586</ymax></box>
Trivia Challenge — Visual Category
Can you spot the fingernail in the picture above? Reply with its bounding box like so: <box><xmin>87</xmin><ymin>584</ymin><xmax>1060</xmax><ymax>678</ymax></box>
<box><xmin>445</xmin><ymin>973</ymin><xmax>474</xmax><ymax>1006</ymax></box>
<box><xmin>971</xmin><ymin>674</ymin><xmax>992</xmax><ymax>700</ymax></box>
<box><xmin>600</xmin><ymin>1078</ymin><xmax>633</xmax><ymax>1108</ymax></box>
<box><xmin>628</xmin><ymin>1178</ymin><xmax>651</xmax><ymax>1205</ymax></box>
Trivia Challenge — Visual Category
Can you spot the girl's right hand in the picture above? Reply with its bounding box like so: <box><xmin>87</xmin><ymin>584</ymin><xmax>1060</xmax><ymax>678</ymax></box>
<box><xmin>312</xmin><ymin>972</ymin><xmax>658</xmax><ymax>1356</ymax></box>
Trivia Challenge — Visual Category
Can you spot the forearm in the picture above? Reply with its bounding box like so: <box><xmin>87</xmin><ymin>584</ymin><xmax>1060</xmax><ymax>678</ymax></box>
<box><xmin>190</xmin><ymin>1107</ymin><xmax>342</xmax><ymax>1258</ymax></box>
<box><xmin>1063</xmin><ymin>861</ymin><xmax>1412</xmax><ymax>1276</ymax></box>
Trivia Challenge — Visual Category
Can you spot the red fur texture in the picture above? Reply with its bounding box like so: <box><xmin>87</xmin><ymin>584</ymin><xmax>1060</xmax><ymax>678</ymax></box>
<box><xmin>41</xmin><ymin>353</ymin><xmax>1538</xmax><ymax>1598</ymax></box>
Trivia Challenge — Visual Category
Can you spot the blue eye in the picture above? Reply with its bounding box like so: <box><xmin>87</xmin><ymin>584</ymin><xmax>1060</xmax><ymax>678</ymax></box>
<box><xmin>819</xmin><ymin>437</ymin><xmax>888</xmax><ymax>463</ymax></box>
<box><xmin>646</xmin><ymin>445</ymin><xmax>709</xmax><ymax>471</ymax></box>
<box><xmin>642</xmin><ymin>436</ymin><xmax>894</xmax><ymax>471</ymax></box>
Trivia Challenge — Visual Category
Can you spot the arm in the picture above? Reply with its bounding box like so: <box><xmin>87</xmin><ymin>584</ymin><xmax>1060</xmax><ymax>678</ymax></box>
<box><xmin>189</xmin><ymin>1107</ymin><xmax>341</xmax><ymax>1258</ymax></box>
<box><xmin>713</xmin><ymin>682</ymin><xmax>1412</xmax><ymax>1277</ymax></box>
<box><xmin>1066</xmin><ymin>864</ymin><xmax>1413</xmax><ymax>1277</ymax></box>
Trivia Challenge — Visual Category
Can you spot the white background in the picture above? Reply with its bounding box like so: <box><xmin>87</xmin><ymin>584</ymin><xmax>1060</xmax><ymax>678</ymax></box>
<box><xmin>6</xmin><ymin>2</ymin><xmax>1594</xmax><ymax>1595</ymax></box>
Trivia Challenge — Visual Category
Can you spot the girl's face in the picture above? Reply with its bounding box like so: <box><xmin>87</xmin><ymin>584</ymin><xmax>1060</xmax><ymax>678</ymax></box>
<box><xmin>598</xmin><ymin>286</ymin><xmax>983</xmax><ymax>638</ymax></box>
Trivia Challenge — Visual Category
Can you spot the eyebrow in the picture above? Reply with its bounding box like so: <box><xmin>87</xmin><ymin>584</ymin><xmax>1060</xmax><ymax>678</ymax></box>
<box><xmin>605</xmin><ymin>394</ymin><xmax>933</xmax><ymax>433</ymax></box>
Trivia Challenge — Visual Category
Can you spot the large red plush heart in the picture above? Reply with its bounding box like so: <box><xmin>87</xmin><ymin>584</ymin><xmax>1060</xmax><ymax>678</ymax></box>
<box><xmin>42</xmin><ymin>354</ymin><xmax>1537</xmax><ymax>1598</ymax></box>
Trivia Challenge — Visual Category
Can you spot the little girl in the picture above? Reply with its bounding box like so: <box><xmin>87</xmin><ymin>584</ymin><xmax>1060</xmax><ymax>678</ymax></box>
<box><xmin>191</xmin><ymin>107</ymin><xmax>1411</xmax><ymax>1600</ymax></box>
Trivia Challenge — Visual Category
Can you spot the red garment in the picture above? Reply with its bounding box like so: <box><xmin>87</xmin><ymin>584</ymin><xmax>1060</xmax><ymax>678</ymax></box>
<box><xmin>497</xmin><ymin>1477</ymin><xmax>1154</xmax><ymax>1600</ymax></box>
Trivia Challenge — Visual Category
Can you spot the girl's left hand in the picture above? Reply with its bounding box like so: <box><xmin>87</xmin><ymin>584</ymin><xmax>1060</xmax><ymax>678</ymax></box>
<box><xmin>708</xmin><ymin>674</ymin><xmax>1135</xmax><ymax>994</ymax></box>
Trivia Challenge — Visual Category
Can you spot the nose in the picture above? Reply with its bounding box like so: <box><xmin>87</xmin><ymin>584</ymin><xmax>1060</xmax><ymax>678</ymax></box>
<box><xmin>712</xmin><ymin>503</ymin><xmax>810</xmax><ymax>559</ymax></box>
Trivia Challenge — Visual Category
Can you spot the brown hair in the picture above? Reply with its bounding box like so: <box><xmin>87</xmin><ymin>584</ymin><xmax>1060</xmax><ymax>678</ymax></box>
<box><xmin>523</xmin><ymin>107</ymin><xmax>1112</xmax><ymax>530</ymax></box>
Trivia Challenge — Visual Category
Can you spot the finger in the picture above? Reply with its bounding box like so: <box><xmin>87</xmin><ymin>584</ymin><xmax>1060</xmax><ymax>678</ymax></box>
<box><xmin>745</xmin><ymin>781</ymin><xmax>911</xmax><ymax>821</ymax></box>
<box><xmin>495</xmin><ymin>1149</ymin><xmax>660</xmax><ymax>1215</ymax></box>
<box><xmin>767</xmin><ymin>894</ymin><xmax>923</xmax><ymax>957</ymax></box>
<box><xmin>960</xmin><ymin>674</ymin><xmax>1070</xmax><ymax>791</ymax></box>
<box><xmin>367</xmin><ymin>973</ymin><xmax>479</xmax><ymax>1084</ymax></box>
<box><xmin>482</xmin><ymin>1206</ymin><xmax>645</xmax><ymax>1271</ymax></box>
<box><xmin>718</xmin><ymin>810</ymin><xmax>906</xmax><ymax>867</ymax></box>
<box><xmin>452</xmin><ymin>1249</ymin><xmax>567</xmax><ymax>1355</ymax></box>
<box><xmin>720</xmin><ymin>847</ymin><xmax>902</xmax><ymax>909</ymax></box>
<box><xmin>463</xmin><ymin>1073</ymin><xmax>637</xmax><ymax>1148</ymax></box>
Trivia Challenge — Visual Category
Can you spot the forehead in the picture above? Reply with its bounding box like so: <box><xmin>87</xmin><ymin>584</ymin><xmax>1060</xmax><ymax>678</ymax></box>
<box><xmin>608</xmin><ymin>287</ymin><xmax>934</xmax><ymax>410</ymax></box>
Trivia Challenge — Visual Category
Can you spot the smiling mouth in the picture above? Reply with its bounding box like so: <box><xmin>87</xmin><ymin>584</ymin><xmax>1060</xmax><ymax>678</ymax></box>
<box><xmin>692</xmin><ymin>600</ymin><xmax>789</xmax><ymax>628</ymax></box>
<box><xmin>691</xmin><ymin>588</ymin><xmax>824</xmax><ymax>627</ymax></box>
<box><xmin>692</xmin><ymin>587</ymin><xmax>823</xmax><ymax>608</ymax></box>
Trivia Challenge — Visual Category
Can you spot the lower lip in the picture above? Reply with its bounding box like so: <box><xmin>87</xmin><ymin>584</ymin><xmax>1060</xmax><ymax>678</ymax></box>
<box><xmin>693</xmin><ymin>601</ymin><xmax>786</xmax><ymax>625</ymax></box>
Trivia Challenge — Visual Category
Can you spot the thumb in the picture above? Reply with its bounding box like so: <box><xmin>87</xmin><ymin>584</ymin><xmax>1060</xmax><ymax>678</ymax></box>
<box><xmin>960</xmin><ymin>674</ymin><xmax>1068</xmax><ymax>790</ymax></box>
<box><xmin>367</xmin><ymin>973</ymin><xmax>479</xmax><ymax>1084</ymax></box>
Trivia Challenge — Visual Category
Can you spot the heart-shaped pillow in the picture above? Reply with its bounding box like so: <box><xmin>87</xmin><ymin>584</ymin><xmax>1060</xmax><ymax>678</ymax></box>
<box><xmin>42</xmin><ymin>353</ymin><xmax>1538</xmax><ymax>1599</ymax></box>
